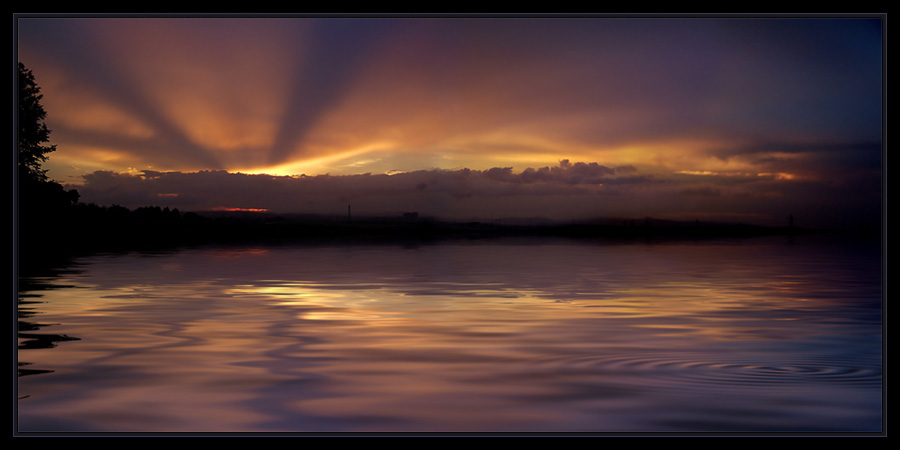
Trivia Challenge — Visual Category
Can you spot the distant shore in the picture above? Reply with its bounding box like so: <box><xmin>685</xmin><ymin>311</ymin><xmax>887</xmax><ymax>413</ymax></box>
<box><xmin>17</xmin><ymin>207</ymin><xmax>878</xmax><ymax>258</ymax></box>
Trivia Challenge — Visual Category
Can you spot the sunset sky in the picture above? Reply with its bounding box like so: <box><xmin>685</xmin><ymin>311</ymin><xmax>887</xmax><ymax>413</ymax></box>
<box><xmin>16</xmin><ymin>15</ymin><xmax>883</xmax><ymax>227</ymax></box>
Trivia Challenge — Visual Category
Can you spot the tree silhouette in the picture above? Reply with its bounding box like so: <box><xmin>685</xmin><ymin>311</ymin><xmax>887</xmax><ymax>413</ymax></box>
<box><xmin>17</xmin><ymin>62</ymin><xmax>78</xmax><ymax>203</ymax></box>
<box><xmin>18</xmin><ymin>62</ymin><xmax>56</xmax><ymax>184</ymax></box>
<box><xmin>18</xmin><ymin>62</ymin><xmax>80</xmax><ymax>256</ymax></box>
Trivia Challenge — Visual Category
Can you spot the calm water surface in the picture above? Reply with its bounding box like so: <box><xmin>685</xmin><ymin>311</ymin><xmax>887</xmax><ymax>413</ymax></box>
<box><xmin>17</xmin><ymin>235</ymin><xmax>883</xmax><ymax>433</ymax></box>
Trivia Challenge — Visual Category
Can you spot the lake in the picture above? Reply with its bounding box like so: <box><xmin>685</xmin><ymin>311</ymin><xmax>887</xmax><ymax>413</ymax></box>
<box><xmin>16</xmin><ymin>234</ymin><xmax>883</xmax><ymax>434</ymax></box>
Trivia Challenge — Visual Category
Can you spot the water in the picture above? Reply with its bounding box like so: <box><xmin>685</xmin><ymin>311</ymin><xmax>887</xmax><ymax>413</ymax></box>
<box><xmin>16</xmin><ymin>235</ymin><xmax>883</xmax><ymax>434</ymax></box>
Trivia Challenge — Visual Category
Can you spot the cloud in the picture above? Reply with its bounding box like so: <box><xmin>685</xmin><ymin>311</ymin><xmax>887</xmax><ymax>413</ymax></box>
<box><xmin>72</xmin><ymin>161</ymin><xmax>645</xmax><ymax>220</ymax></box>
<box><xmin>67</xmin><ymin>157</ymin><xmax>879</xmax><ymax>228</ymax></box>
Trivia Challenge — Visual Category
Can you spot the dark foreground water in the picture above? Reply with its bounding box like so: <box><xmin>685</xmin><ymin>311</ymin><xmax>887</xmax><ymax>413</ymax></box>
<box><xmin>17</xmin><ymin>234</ymin><xmax>883</xmax><ymax>434</ymax></box>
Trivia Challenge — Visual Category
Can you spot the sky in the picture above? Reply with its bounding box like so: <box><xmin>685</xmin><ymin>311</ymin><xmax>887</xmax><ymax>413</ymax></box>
<box><xmin>16</xmin><ymin>14</ymin><xmax>883</xmax><ymax>227</ymax></box>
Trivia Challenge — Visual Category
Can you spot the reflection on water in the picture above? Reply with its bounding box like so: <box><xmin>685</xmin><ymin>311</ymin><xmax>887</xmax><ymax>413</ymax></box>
<box><xmin>17</xmin><ymin>235</ymin><xmax>882</xmax><ymax>433</ymax></box>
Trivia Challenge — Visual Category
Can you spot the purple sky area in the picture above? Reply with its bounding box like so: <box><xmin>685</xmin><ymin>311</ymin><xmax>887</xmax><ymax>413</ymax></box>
<box><xmin>17</xmin><ymin>15</ymin><xmax>883</xmax><ymax>227</ymax></box>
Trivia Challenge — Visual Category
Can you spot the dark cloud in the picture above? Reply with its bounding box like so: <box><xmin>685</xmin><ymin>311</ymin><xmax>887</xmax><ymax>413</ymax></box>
<box><xmin>707</xmin><ymin>139</ymin><xmax>882</xmax><ymax>183</ymax></box>
<box><xmin>69</xmin><ymin>157</ymin><xmax>878</xmax><ymax>228</ymax></box>
<box><xmin>73</xmin><ymin>161</ymin><xmax>643</xmax><ymax>220</ymax></box>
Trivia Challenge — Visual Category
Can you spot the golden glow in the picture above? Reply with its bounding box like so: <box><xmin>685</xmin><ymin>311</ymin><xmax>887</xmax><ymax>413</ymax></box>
<box><xmin>241</xmin><ymin>140</ymin><xmax>398</xmax><ymax>176</ymax></box>
<box><xmin>677</xmin><ymin>170</ymin><xmax>760</xmax><ymax>177</ymax></box>
<box><xmin>72</xmin><ymin>146</ymin><xmax>135</xmax><ymax>164</ymax></box>
<box><xmin>574</xmin><ymin>138</ymin><xmax>734</xmax><ymax>172</ymax></box>
<box><xmin>677</xmin><ymin>170</ymin><xmax>799</xmax><ymax>180</ymax></box>
<box><xmin>44</xmin><ymin>145</ymin><xmax>147</xmax><ymax>180</ymax></box>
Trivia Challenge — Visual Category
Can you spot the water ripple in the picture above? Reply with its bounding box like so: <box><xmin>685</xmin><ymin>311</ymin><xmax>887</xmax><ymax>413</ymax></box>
<box><xmin>541</xmin><ymin>352</ymin><xmax>882</xmax><ymax>391</ymax></box>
